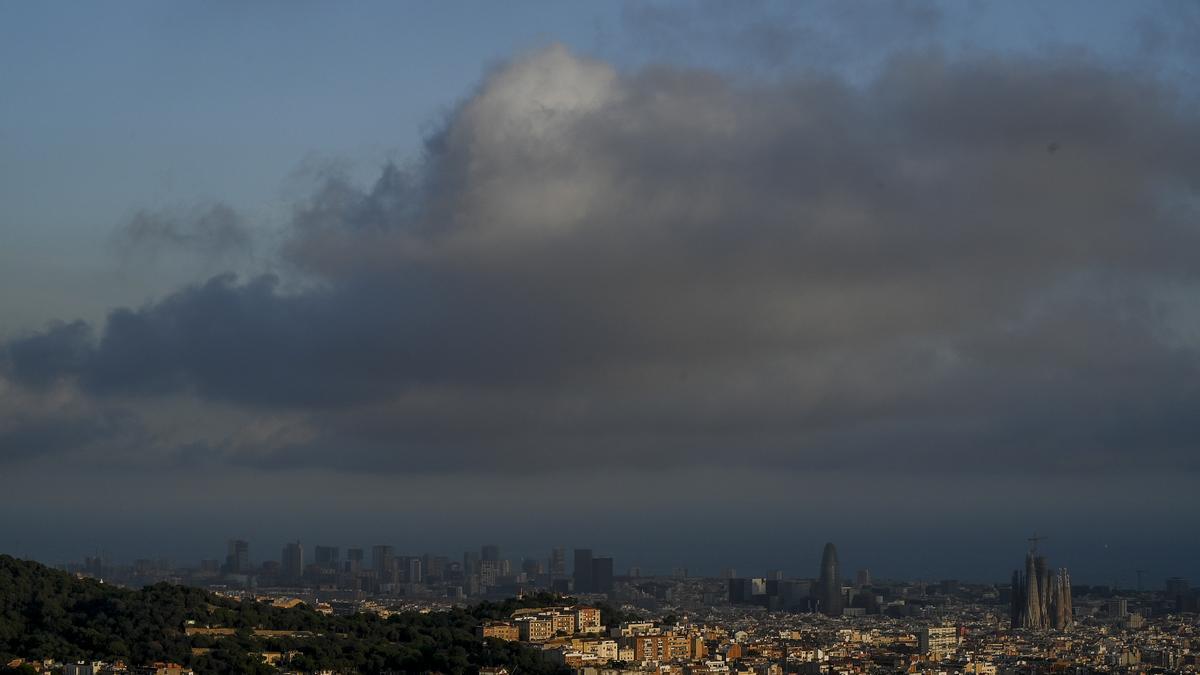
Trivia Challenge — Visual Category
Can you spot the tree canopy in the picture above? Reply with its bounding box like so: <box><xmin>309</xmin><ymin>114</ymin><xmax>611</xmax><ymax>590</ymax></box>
<box><xmin>0</xmin><ymin>556</ymin><xmax>567</xmax><ymax>674</ymax></box>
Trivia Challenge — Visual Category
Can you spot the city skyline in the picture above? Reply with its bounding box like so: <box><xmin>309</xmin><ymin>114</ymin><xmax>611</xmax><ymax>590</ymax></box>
<box><xmin>4</xmin><ymin>546</ymin><xmax>1196</xmax><ymax>674</ymax></box>
<box><xmin>15</xmin><ymin>536</ymin><xmax>1193</xmax><ymax>590</ymax></box>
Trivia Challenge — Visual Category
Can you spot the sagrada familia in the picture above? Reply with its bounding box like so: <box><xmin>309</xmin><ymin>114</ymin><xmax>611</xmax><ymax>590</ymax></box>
<box><xmin>1010</xmin><ymin>550</ymin><xmax>1074</xmax><ymax>630</ymax></box>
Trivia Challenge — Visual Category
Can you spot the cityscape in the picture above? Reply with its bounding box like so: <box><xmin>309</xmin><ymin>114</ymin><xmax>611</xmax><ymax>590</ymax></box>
<box><xmin>3</xmin><ymin>0</ymin><xmax>1200</xmax><ymax>674</ymax></box>
<box><xmin>4</xmin><ymin>538</ymin><xmax>1199</xmax><ymax>674</ymax></box>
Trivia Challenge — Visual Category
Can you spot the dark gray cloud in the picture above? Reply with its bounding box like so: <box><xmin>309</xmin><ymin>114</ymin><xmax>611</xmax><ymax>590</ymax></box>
<box><xmin>0</xmin><ymin>409</ymin><xmax>132</xmax><ymax>465</ymax></box>
<box><xmin>3</xmin><ymin>45</ymin><xmax>1200</xmax><ymax>478</ymax></box>
<box><xmin>4</xmin><ymin>320</ymin><xmax>93</xmax><ymax>389</ymax></box>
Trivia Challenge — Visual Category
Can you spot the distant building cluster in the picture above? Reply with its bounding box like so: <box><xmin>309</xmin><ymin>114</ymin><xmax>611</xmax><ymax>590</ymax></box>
<box><xmin>6</xmin><ymin>660</ymin><xmax>190</xmax><ymax>675</ymax></box>
<box><xmin>726</xmin><ymin>543</ymin><xmax>875</xmax><ymax>617</ymax></box>
<box><xmin>176</xmin><ymin>540</ymin><xmax>625</xmax><ymax>603</ymax></box>
<box><xmin>38</xmin><ymin>535</ymin><xmax>1200</xmax><ymax>675</ymax></box>
<box><xmin>473</xmin><ymin>578</ymin><xmax>1200</xmax><ymax>675</ymax></box>
<box><xmin>66</xmin><ymin>538</ymin><xmax>632</xmax><ymax>608</ymax></box>
<box><xmin>478</xmin><ymin>605</ymin><xmax>604</xmax><ymax>643</ymax></box>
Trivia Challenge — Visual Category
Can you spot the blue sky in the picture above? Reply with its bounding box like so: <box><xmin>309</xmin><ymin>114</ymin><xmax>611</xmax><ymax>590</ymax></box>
<box><xmin>1</xmin><ymin>2</ymin><xmax>617</xmax><ymax>332</ymax></box>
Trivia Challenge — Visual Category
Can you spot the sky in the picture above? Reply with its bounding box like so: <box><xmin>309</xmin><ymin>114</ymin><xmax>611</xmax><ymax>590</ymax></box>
<box><xmin>2</xmin><ymin>1</ymin><xmax>1199</xmax><ymax>585</ymax></box>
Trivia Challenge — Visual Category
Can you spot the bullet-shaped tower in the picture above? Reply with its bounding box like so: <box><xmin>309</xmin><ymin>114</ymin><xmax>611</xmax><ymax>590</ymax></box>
<box><xmin>817</xmin><ymin>542</ymin><xmax>843</xmax><ymax>617</ymax></box>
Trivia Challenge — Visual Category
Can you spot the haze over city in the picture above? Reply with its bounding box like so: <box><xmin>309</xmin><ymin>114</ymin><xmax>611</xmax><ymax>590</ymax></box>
<box><xmin>2</xmin><ymin>0</ymin><xmax>1199</xmax><ymax>588</ymax></box>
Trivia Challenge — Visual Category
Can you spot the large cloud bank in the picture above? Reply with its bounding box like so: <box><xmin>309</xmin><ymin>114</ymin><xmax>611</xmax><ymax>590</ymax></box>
<box><xmin>4</xmin><ymin>45</ymin><xmax>1200</xmax><ymax>476</ymax></box>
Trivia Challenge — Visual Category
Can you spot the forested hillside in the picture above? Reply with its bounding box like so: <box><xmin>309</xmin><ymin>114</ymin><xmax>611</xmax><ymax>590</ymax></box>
<box><xmin>0</xmin><ymin>555</ymin><xmax>568</xmax><ymax>674</ymax></box>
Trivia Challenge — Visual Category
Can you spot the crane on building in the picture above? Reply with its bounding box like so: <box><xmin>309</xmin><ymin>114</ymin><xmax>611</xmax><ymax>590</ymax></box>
<box><xmin>1027</xmin><ymin>533</ymin><xmax>1048</xmax><ymax>554</ymax></box>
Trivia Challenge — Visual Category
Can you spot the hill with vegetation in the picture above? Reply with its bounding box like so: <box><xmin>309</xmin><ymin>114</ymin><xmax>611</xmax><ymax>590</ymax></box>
<box><xmin>0</xmin><ymin>555</ymin><xmax>570</xmax><ymax>674</ymax></box>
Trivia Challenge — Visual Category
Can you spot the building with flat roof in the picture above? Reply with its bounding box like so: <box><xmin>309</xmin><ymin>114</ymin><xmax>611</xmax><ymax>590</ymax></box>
<box><xmin>281</xmin><ymin>541</ymin><xmax>303</xmax><ymax>581</ymax></box>
<box><xmin>919</xmin><ymin>626</ymin><xmax>959</xmax><ymax>659</ymax></box>
<box><xmin>574</xmin><ymin>549</ymin><xmax>593</xmax><ymax>593</ymax></box>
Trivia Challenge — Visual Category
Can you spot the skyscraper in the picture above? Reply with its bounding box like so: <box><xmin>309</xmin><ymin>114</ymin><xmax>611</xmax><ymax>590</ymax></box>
<box><xmin>592</xmin><ymin>556</ymin><xmax>614</xmax><ymax>593</ymax></box>
<box><xmin>225</xmin><ymin>539</ymin><xmax>249</xmax><ymax>574</ymax></box>
<box><xmin>574</xmin><ymin>548</ymin><xmax>594</xmax><ymax>593</ymax></box>
<box><xmin>481</xmin><ymin>544</ymin><xmax>501</xmax><ymax>562</ymax></box>
<box><xmin>373</xmin><ymin>545</ymin><xmax>395</xmax><ymax>584</ymax></box>
<box><xmin>422</xmin><ymin>553</ymin><xmax>447</xmax><ymax>581</ymax></box>
<box><xmin>314</xmin><ymin>545</ymin><xmax>339</xmax><ymax>568</ymax></box>
<box><xmin>402</xmin><ymin>556</ymin><xmax>422</xmax><ymax>583</ymax></box>
<box><xmin>550</xmin><ymin>547</ymin><xmax>566</xmax><ymax>578</ymax></box>
<box><xmin>855</xmin><ymin>569</ymin><xmax>871</xmax><ymax>588</ymax></box>
<box><xmin>1166</xmin><ymin>577</ymin><xmax>1191</xmax><ymax>611</ymax></box>
<box><xmin>464</xmin><ymin>551</ymin><xmax>480</xmax><ymax>580</ymax></box>
<box><xmin>281</xmin><ymin>541</ymin><xmax>303</xmax><ymax>581</ymax></box>
<box><xmin>816</xmin><ymin>542</ymin><xmax>842</xmax><ymax>617</ymax></box>
<box><xmin>346</xmin><ymin>547</ymin><xmax>364</xmax><ymax>573</ymax></box>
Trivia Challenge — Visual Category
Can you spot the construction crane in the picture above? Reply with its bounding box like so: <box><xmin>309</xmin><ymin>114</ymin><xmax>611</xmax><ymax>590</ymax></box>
<box><xmin>1027</xmin><ymin>533</ymin><xmax>1048</xmax><ymax>554</ymax></box>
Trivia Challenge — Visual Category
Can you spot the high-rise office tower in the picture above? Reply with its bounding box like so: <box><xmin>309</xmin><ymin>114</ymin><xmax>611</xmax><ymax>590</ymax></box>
<box><xmin>481</xmin><ymin>544</ymin><xmax>501</xmax><ymax>562</ymax></box>
<box><xmin>314</xmin><ymin>546</ymin><xmax>339</xmax><ymax>568</ymax></box>
<box><xmin>855</xmin><ymin>569</ymin><xmax>871</xmax><ymax>588</ymax></box>
<box><xmin>346</xmin><ymin>547</ymin><xmax>364</xmax><ymax>573</ymax></box>
<box><xmin>574</xmin><ymin>548</ymin><xmax>594</xmax><ymax>593</ymax></box>
<box><xmin>1166</xmin><ymin>577</ymin><xmax>1191</xmax><ymax>611</ymax></box>
<box><xmin>729</xmin><ymin>578</ymin><xmax>751</xmax><ymax>604</ymax></box>
<box><xmin>550</xmin><ymin>547</ymin><xmax>567</xmax><ymax>577</ymax></box>
<box><xmin>402</xmin><ymin>556</ymin><xmax>422</xmax><ymax>583</ymax></box>
<box><xmin>422</xmin><ymin>554</ymin><xmax>447</xmax><ymax>582</ymax></box>
<box><xmin>464</xmin><ymin>551</ymin><xmax>480</xmax><ymax>579</ymax></box>
<box><xmin>226</xmin><ymin>539</ymin><xmax>250</xmax><ymax>574</ymax></box>
<box><xmin>522</xmin><ymin>558</ymin><xmax>542</xmax><ymax>576</ymax></box>
<box><xmin>592</xmin><ymin>556</ymin><xmax>614</xmax><ymax>593</ymax></box>
<box><xmin>1107</xmin><ymin>598</ymin><xmax>1128</xmax><ymax>618</ymax></box>
<box><xmin>372</xmin><ymin>545</ymin><xmax>395</xmax><ymax>583</ymax></box>
<box><xmin>478</xmin><ymin>560</ymin><xmax>499</xmax><ymax>587</ymax></box>
<box><xmin>816</xmin><ymin>542</ymin><xmax>842</xmax><ymax>617</ymax></box>
<box><xmin>281</xmin><ymin>541</ymin><xmax>303</xmax><ymax>581</ymax></box>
